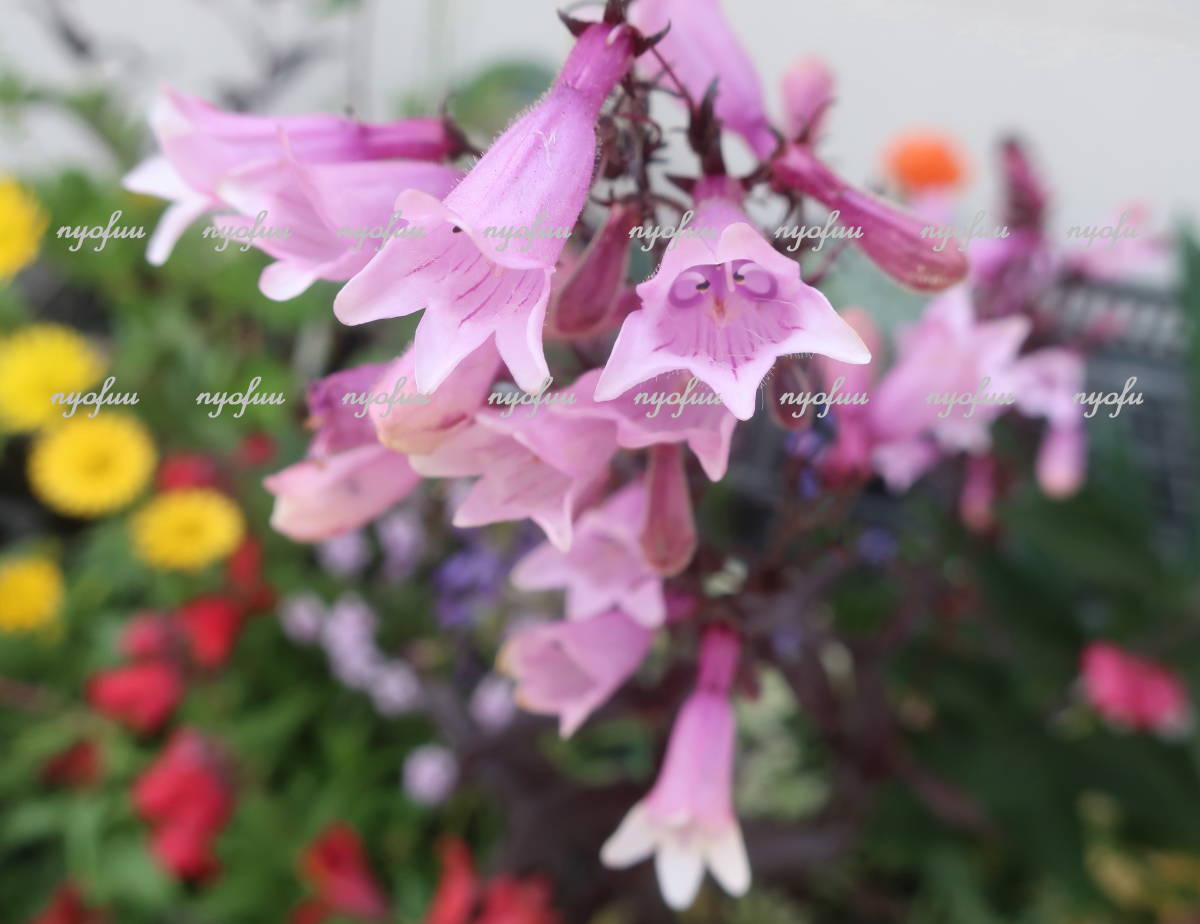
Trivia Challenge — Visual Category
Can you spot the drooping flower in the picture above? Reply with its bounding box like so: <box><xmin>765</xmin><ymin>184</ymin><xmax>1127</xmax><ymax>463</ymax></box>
<box><xmin>570</xmin><ymin>369</ymin><xmax>736</xmax><ymax>481</ymax></box>
<box><xmin>334</xmin><ymin>22</ymin><xmax>635</xmax><ymax>393</ymax></box>
<box><xmin>594</xmin><ymin>175</ymin><xmax>870</xmax><ymax>420</ymax></box>
<box><xmin>544</xmin><ymin>203</ymin><xmax>641</xmax><ymax>339</ymax></box>
<box><xmin>512</xmin><ymin>481</ymin><xmax>666</xmax><ymax>628</ymax></box>
<box><xmin>0</xmin><ymin>555</ymin><xmax>63</xmax><ymax>635</ymax></box>
<box><xmin>1080</xmin><ymin>642</ymin><xmax>1190</xmax><ymax>734</ymax></box>
<box><xmin>780</xmin><ymin>56</ymin><xmax>834</xmax><ymax>142</ymax></box>
<box><xmin>123</xmin><ymin>86</ymin><xmax>459</xmax><ymax>265</ymax></box>
<box><xmin>131</xmin><ymin>488</ymin><xmax>245</xmax><ymax>572</ymax></box>
<box><xmin>214</xmin><ymin>155</ymin><xmax>461</xmax><ymax>300</ymax></box>
<box><xmin>368</xmin><ymin>341</ymin><xmax>500</xmax><ymax>455</ymax></box>
<box><xmin>0</xmin><ymin>324</ymin><xmax>104</xmax><ymax>432</ymax></box>
<box><xmin>28</xmin><ymin>415</ymin><xmax>156</xmax><ymax>518</ymax></box>
<box><xmin>1009</xmin><ymin>346</ymin><xmax>1087</xmax><ymax>498</ymax></box>
<box><xmin>410</xmin><ymin>409</ymin><xmax>618</xmax><ymax>551</ymax></box>
<box><xmin>640</xmin><ymin>443</ymin><xmax>698</xmax><ymax>577</ymax></box>
<box><xmin>772</xmin><ymin>142</ymin><xmax>970</xmax><ymax>292</ymax></box>
<box><xmin>0</xmin><ymin>175</ymin><xmax>48</xmax><ymax>281</ymax></box>
<box><xmin>498</xmin><ymin>608</ymin><xmax>653</xmax><ymax>737</ymax></box>
<box><xmin>133</xmin><ymin>728</ymin><xmax>233</xmax><ymax>880</ymax></box>
<box><xmin>299</xmin><ymin>824</ymin><xmax>390</xmax><ymax>920</ymax></box>
<box><xmin>87</xmin><ymin>660</ymin><xmax>184</xmax><ymax>734</ymax></box>
<box><xmin>629</xmin><ymin>0</ymin><xmax>775</xmax><ymax>159</ymax></box>
<box><xmin>266</xmin><ymin>445</ymin><xmax>420</xmax><ymax>543</ymax></box>
<box><xmin>601</xmin><ymin>627</ymin><xmax>749</xmax><ymax>909</ymax></box>
<box><xmin>266</xmin><ymin>361</ymin><xmax>423</xmax><ymax>541</ymax></box>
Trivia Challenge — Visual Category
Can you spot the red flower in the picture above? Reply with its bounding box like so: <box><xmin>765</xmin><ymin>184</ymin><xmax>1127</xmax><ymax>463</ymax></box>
<box><xmin>478</xmin><ymin>876</ymin><xmax>560</xmax><ymax>924</ymax></box>
<box><xmin>1081</xmin><ymin>642</ymin><xmax>1191</xmax><ymax>733</ymax></box>
<box><xmin>225</xmin><ymin>536</ymin><xmax>276</xmax><ymax>613</ymax></box>
<box><xmin>156</xmin><ymin>452</ymin><xmax>223</xmax><ymax>492</ymax></box>
<box><xmin>133</xmin><ymin>729</ymin><xmax>233</xmax><ymax>881</ymax></box>
<box><xmin>120</xmin><ymin>611</ymin><xmax>179</xmax><ymax>661</ymax></box>
<box><xmin>88</xmin><ymin>661</ymin><xmax>183</xmax><ymax>734</ymax></box>
<box><xmin>288</xmin><ymin>898</ymin><xmax>333</xmax><ymax>924</ymax></box>
<box><xmin>178</xmin><ymin>595</ymin><xmax>245</xmax><ymax>669</ymax></box>
<box><xmin>41</xmin><ymin>739</ymin><xmax>102</xmax><ymax>788</ymax></box>
<box><xmin>423</xmin><ymin>839</ymin><xmax>562</xmax><ymax>924</ymax></box>
<box><xmin>300</xmin><ymin>823</ymin><xmax>390</xmax><ymax>920</ymax></box>
<box><xmin>27</xmin><ymin>882</ymin><xmax>105</xmax><ymax>924</ymax></box>
<box><xmin>425</xmin><ymin>838</ymin><xmax>478</xmax><ymax>924</ymax></box>
<box><xmin>237</xmin><ymin>431</ymin><xmax>277</xmax><ymax>467</ymax></box>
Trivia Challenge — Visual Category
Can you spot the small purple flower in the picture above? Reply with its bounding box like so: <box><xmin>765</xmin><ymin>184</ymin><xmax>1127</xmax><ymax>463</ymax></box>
<box><xmin>375</xmin><ymin>510</ymin><xmax>424</xmax><ymax>581</ymax></box>
<box><xmin>369</xmin><ymin>662</ymin><xmax>422</xmax><ymax>716</ymax></box>
<box><xmin>317</xmin><ymin>529</ymin><xmax>372</xmax><ymax>578</ymax></box>
<box><xmin>278</xmin><ymin>592</ymin><xmax>327</xmax><ymax>644</ymax></box>
<box><xmin>434</xmin><ymin>542</ymin><xmax>509</xmax><ymax>627</ymax></box>
<box><xmin>469</xmin><ymin>674</ymin><xmax>517</xmax><ymax>733</ymax></box>
<box><xmin>403</xmin><ymin>745</ymin><xmax>459</xmax><ymax>806</ymax></box>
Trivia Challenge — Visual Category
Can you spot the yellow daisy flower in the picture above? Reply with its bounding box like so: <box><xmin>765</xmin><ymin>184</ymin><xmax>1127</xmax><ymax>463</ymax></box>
<box><xmin>0</xmin><ymin>556</ymin><xmax>63</xmax><ymax>634</ymax></box>
<box><xmin>0</xmin><ymin>176</ymin><xmax>48</xmax><ymax>281</ymax></box>
<box><xmin>0</xmin><ymin>324</ymin><xmax>106</xmax><ymax>432</ymax></box>
<box><xmin>131</xmin><ymin>488</ymin><xmax>244</xmax><ymax>572</ymax></box>
<box><xmin>28</xmin><ymin>414</ymin><xmax>156</xmax><ymax>518</ymax></box>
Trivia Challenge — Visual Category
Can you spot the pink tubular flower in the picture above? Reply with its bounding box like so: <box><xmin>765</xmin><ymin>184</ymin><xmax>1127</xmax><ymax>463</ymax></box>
<box><xmin>772</xmin><ymin>143</ymin><xmax>969</xmax><ymax>292</ymax></box>
<box><xmin>594</xmin><ymin>175</ymin><xmax>870</xmax><ymax>420</ymax></box>
<box><xmin>1081</xmin><ymin>642</ymin><xmax>1190</xmax><ymax>734</ymax></box>
<box><xmin>409</xmin><ymin>408</ymin><xmax>618</xmax><ymax>551</ymax></box>
<box><xmin>265</xmin><ymin>445</ymin><xmax>419</xmax><ymax>543</ymax></box>
<box><xmin>640</xmin><ymin>444</ymin><xmax>697</xmax><ymax>577</ymax></box>
<box><xmin>369</xmin><ymin>341</ymin><xmax>500</xmax><ymax>455</ymax></box>
<box><xmin>867</xmin><ymin>291</ymin><xmax>1030</xmax><ymax>480</ymax></box>
<box><xmin>781</xmin><ymin>56</ymin><xmax>834</xmax><ymax>142</ymax></box>
<box><xmin>1009</xmin><ymin>347</ymin><xmax>1087</xmax><ymax>498</ymax></box>
<box><xmin>214</xmin><ymin>155</ymin><xmax>461</xmax><ymax>300</ymax></box>
<box><xmin>265</xmin><ymin>362</ymin><xmax>420</xmax><ymax>542</ymax></box>
<box><xmin>498</xmin><ymin>608</ymin><xmax>653</xmax><ymax>737</ymax></box>
<box><xmin>512</xmin><ymin>482</ymin><xmax>666</xmax><ymax>629</ymax></box>
<box><xmin>601</xmin><ymin>627</ymin><xmax>748</xmax><ymax>910</ymax></box>
<box><xmin>334</xmin><ymin>23</ymin><xmax>635</xmax><ymax>393</ymax></box>
<box><xmin>300</xmin><ymin>823</ymin><xmax>390</xmax><ymax>920</ymax></box>
<box><xmin>629</xmin><ymin>0</ymin><xmax>775</xmax><ymax>159</ymax></box>
<box><xmin>570</xmin><ymin>369</ymin><xmax>737</xmax><ymax>481</ymax></box>
<box><xmin>123</xmin><ymin>86</ymin><xmax>457</xmax><ymax>265</ymax></box>
<box><xmin>813</xmin><ymin>307</ymin><xmax>882</xmax><ymax>484</ymax></box>
<box><xmin>545</xmin><ymin>203</ymin><xmax>641</xmax><ymax>339</ymax></box>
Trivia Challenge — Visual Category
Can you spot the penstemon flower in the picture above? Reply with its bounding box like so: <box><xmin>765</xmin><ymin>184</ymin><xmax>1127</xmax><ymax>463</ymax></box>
<box><xmin>595</xmin><ymin>174</ymin><xmax>870</xmax><ymax>420</ymax></box>
<box><xmin>601</xmin><ymin>626</ymin><xmax>749</xmax><ymax>909</ymax></box>
<box><xmin>334</xmin><ymin>22</ymin><xmax>636</xmax><ymax>393</ymax></box>
<box><xmin>124</xmin><ymin>86</ymin><xmax>458</xmax><ymax>265</ymax></box>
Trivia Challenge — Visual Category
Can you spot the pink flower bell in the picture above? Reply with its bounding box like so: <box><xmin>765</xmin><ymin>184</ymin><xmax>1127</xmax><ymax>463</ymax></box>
<box><xmin>571</xmin><ymin>369</ymin><xmax>737</xmax><ymax>481</ymax></box>
<box><xmin>628</xmin><ymin>0</ymin><xmax>775</xmax><ymax>159</ymax></box>
<box><xmin>594</xmin><ymin>175</ymin><xmax>870</xmax><ymax>420</ymax></box>
<box><xmin>498</xmin><ymin>608</ymin><xmax>653</xmax><ymax>737</ymax></box>
<box><xmin>772</xmin><ymin>143</ymin><xmax>969</xmax><ymax>292</ymax></box>
<box><xmin>512</xmin><ymin>482</ymin><xmax>666</xmax><ymax>628</ymax></box>
<box><xmin>264</xmin><ymin>363</ymin><xmax>419</xmax><ymax>541</ymax></box>
<box><xmin>409</xmin><ymin>407</ymin><xmax>618</xmax><ymax>551</ymax></box>
<box><xmin>123</xmin><ymin>85</ymin><xmax>457</xmax><ymax>265</ymax></box>
<box><xmin>601</xmin><ymin>627</ymin><xmax>749</xmax><ymax>909</ymax></box>
<box><xmin>368</xmin><ymin>341</ymin><xmax>501</xmax><ymax>456</ymax></box>
<box><xmin>781</xmin><ymin>56</ymin><xmax>834</xmax><ymax>142</ymax></box>
<box><xmin>1081</xmin><ymin>642</ymin><xmax>1190</xmax><ymax>734</ymax></box>
<box><xmin>334</xmin><ymin>23</ymin><xmax>635</xmax><ymax>393</ymax></box>
<box><xmin>213</xmin><ymin>155</ymin><xmax>460</xmax><ymax>300</ymax></box>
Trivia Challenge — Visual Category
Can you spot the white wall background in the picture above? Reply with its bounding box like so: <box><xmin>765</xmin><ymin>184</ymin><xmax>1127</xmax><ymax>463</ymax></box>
<box><xmin>2</xmin><ymin>0</ymin><xmax>1197</xmax><ymax>238</ymax></box>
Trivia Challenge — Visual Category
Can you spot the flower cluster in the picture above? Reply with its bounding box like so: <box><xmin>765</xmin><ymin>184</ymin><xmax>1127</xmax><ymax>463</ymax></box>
<box><xmin>120</xmin><ymin>0</ymin><xmax>1189</xmax><ymax>913</ymax></box>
